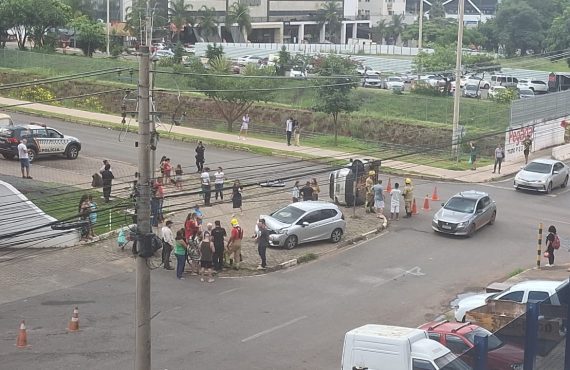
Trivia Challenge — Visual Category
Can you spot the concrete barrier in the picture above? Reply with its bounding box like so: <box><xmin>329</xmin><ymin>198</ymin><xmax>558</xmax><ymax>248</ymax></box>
<box><xmin>552</xmin><ymin>143</ymin><xmax>570</xmax><ymax>161</ymax></box>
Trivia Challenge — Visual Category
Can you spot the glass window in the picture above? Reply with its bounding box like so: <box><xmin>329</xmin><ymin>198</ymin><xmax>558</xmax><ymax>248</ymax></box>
<box><xmin>413</xmin><ymin>359</ymin><xmax>436</xmax><ymax>370</ymax></box>
<box><xmin>524</xmin><ymin>162</ymin><xmax>552</xmax><ymax>174</ymax></box>
<box><xmin>299</xmin><ymin>211</ymin><xmax>324</xmax><ymax>224</ymax></box>
<box><xmin>445</xmin><ymin>334</ymin><xmax>470</xmax><ymax>354</ymax></box>
<box><xmin>444</xmin><ymin>197</ymin><xmax>477</xmax><ymax>213</ymax></box>
<box><xmin>46</xmin><ymin>129</ymin><xmax>61</xmax><ymax>138</ymax></box>
<box><xmin>463</xmin><ymin>328</ymin><xmax>503</xmax><ymax>351</ymax></box>
<box><xmin>528</xmin><ymin>291</ymin><xmax>551</xmax><ymax>304</ymax></box>
<box><xmin>32</xmin><ymin>129</ymin><xmax>48</xmax><ymax>138</ymax></box>
<box><xmin>428</xmin><ymin>332</ymin><xmax>441</xmax><ymax>341</ymax></box>
<box><xmin>498</xmin><ymin>290</ymin><xmax>524</xmax><ymax>302</ymax></box>
<box><xmin>554</xmin><ymin>163</ymin><xmax>564</xmax><ymax>171</ymax></box>
<box><xmin>270</xmin><ymin>206</ymin><xmax>305</xmax><ymax>224</ymax></box>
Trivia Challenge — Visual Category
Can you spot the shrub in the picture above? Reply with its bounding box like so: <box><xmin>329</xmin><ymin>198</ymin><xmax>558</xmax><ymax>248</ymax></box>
<box><xmin>19</xmin><ymin>86</ymin><xmax>57</xmax><ymax>103</ymax></box>
<box><xmin>411</xmin><ymin>83</ymin><xmax>447</xmax><ymax>97</ymax></box>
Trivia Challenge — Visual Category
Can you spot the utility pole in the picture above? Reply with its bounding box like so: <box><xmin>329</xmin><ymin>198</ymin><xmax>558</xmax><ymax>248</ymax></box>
<box><xmin>135</xmin><ymin>20</ymin><xmax>151</xmax><ymax>370</ymax></box>
<box><xmin>451</xmin><ymin>0</ymin><xmax>465</xmax><ymax>159</ymax></box>
<box><xmin>106</xmin><ymin>0</ymin><xmax>110</xmax><ymax>56</ymax></box>
<box><xmin>417</xmin><ymin>0</ymin><xmax>424</xmax><ymax>81</ymax></box>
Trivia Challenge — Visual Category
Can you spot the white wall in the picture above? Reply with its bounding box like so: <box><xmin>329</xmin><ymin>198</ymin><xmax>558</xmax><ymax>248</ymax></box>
<box><xmin>504</xmin><ymin>117</ymin><xmax>567</xmax><ymax>162</ymax></box>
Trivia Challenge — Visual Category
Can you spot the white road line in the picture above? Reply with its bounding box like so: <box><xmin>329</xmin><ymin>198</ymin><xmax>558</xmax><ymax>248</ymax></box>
<box><xmin>241</xmin><ymin>316</ymin><xmax>308</xmax><ymax>343</ymax></box>
<box><xmin>218</xmin><ymin>287</ymin><xmax>242</xmax><ymax>295</ymax></box>
<box><xmin>542</xmin><ymin>218</ymin><xmax>570</xmax><ymax>226</ymax></box>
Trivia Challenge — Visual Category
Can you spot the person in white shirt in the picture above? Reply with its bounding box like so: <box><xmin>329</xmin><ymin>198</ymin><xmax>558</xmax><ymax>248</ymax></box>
<box><xmin>214</xmin><ymin>167</ymin><xmax>225</xmax><ymax>201</ymax></box>
<box><xmin>161</xmin><ymin>220</ymin><xmax>175</xmax><ymax>270</ymax></box>
<box><xmin>201</xmin><ymin>167</ymin><xmax>212</xmax><ymax>206</ymax></box>
<box><xmin>239</xmin><ymin>113</ymin><xmax>250</xmax><ymax>140</ymax></box>
<box><xmin>285</xmin><ymin>117</ymin><xmax>293</xmax><ymax>146</ymax></box>
<box><xmin>390</xmin><ymin>182</ymin><xmax>402</xmax><ymax>221</ymax></box>
<box><xmin>291</xmin><ymin>180</ymin><xmax>300</xmax><ymax>202</ymax></box>
<box><xmin>17</xmin><ymin>138</ymin><xmax>31</xmax><ymax>179</ymax></box>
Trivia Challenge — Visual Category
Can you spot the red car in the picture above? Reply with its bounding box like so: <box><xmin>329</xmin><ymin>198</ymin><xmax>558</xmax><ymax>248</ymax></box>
<box><xmin>419</xmin><ymin>320</ymin><xmax>523</xmax><ymax>370</ymax></box>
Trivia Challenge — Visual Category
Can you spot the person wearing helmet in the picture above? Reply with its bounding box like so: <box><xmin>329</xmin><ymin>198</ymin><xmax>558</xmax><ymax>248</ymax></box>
<box><xmin>365</xmin><ymin>171</ymin><xmax>375</xmax><ymax>212</ymax></box>
<box><xmin>226</xmin><ymin>218</ymin><xmax>244</xmax><ymax>269</ymax></box>
<box><xmin>403</xmin><ymin>178</ymin><xmax>414</xmax><ymax>218</ymax></box>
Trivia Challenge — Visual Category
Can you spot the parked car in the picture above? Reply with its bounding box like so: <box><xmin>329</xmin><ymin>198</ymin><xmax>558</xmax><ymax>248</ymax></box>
<box><xmin>259</xmin><ymin>201</ymin><xmax>346</xmax><ymax>249</ymax></box>
<box><xmin>462</xmin><ymin>83</ymin><xmax>481</xmax><ymax>98</ymax></box>
<box><xmin>422</xmin><ymin>75</ymin><xmax>446</xmax><ymax>88</ymax></box>
<box><xmin>0</xmin><ymin>124</ymin><xmax>81</xmax><ymax>162</ymax></box>
<box><xmin>152</xmin><ymin>49</ymin><xmax>175</xmax><ymax>59</ymax></box>
<box><xmin>289</xmin><ymin>68</ymin><xmax>307</xmax><ymax>78</ymax></box>
<box><xmin>356</xmin><ymin>65</ymin><xmax>380</xmax><ymax>76</ymax></box>
<box><xmin>236</xmin><ymin>55</ymin><xmax>262</xmax><ymax>65</ymax></box>
<box><xmin>454</xmin><ymin>280</ymin><xmax>565</xmax><ymax>322</ymax></box>
<box><xmin>517</xmin><ymin>79</ymin><xmax>548</xmax><ymax>94</ymax></box>
<box><xmin>0</xmin><ymin>113</ymin><xmax>13</xmax><ymax>127</ymax></box>
<box><xmin>518</xmin><ymin>88</ymin><xmax>535</xmax><ymax>98</ymax></box>
<box><xmin>362</xmin><ymin>73</ymin><xmax>382</xmax><ymax>88</ymax></box>
<box><xmin>385</xmin><ymin>76</ymin><xmax>405</xmax><ymax>90</ymax></box>
<box><xmin>466</xmin><ymin>76</ymin><xmax>490</xmax><ymax>89</ymax></box>
<box><xmin>514</xmin><ymin>158</ymin><xmax>569</xmax><ymax>193</ymax></box>
<box><xmin>432</xmin><ymin>191</ymin><xmax>496</xmax><ymax>237</ymax></box>
<box><xmin>488</xmin><ymin>86</ymin><xmax>507</xmax><ymax>99</ymax></box>
<box><xmin>490</xmin><ymin>75</ymin><xmax>519</xmax><ymax>88</ymax></box>
<box><xmin>419</xmin><ymin>320</ymin><xmax>524</xmax><ymax>370</ymax></box>
<box><xmin>183</xmin><ymin>44</ymin><xmax>195</xmax><ymax>54</ymax></box>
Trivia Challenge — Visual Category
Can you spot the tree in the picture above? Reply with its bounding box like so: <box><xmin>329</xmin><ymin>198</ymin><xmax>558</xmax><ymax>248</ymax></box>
<box><xmin>495</xmin><ymin>0</ymin><xmax>545</xmax><ymax>56</ymax></box>
<box><xmin>205</xmin><ymin>43</ymin><xmax>224</xmax><ymax>61</ymax></box>
<box><xmin>70</xmin><ymin>15</ymin><xmax>105</xmax><ymax>56</ymax></box>
<box><xmin>168</xmin><ymin>0</ymin><xmax>193</xmax><ymax>42</ymax></box>
<box><xmin>413</xmin><ymin>46</ymin><xmax>494</xmax><ymax>74</ymax></box>
<box><xmin>226</xmin><ymin>2</ymin><xmax>251</xmax><ymax>42</ymax></box>
<box><xmin>371</xmin><ymin>19</ymin><xmax>388</xmax><ymax>44</ymax></box>
<box><xmin>0</xmin><ymin>0</ymin><xmax>15</xmax><ymax>48</ymax></box>
<box><xmin>312</xmin><ymin>54</ymin><xmax>359</xmax><ymax>146</ymax></box>
<box><xmin>275</xmin><ymin>46</ymin><xmax>291</xmax><ymax>76</ymax></box>
<box><xmin>388</xmin><ymin>14</ymin><xmax>405</xmax><ymax>45</ymax></box>
<box><xmin>429</xmin><ymin>0</ymin><xmax>446</xmax><ymax>19</ymax></box>
<box><xmin>316</xmin><ymin>0</ymin><xmax>342</xmax><ymax>43</ymax></box>
<box><xmin>63</xmin><ymin>0</ymin><xmax>95</xmax><ymax>18</ymax></box>
<box><xmin>125</xmin><ymin>0</ymin><xmax>145</xmax><ymax>40</ymax></box>
<box><xmin>197</xmin><ymin>5</ymin><xmax>219</xmax><ymax>41</ymax></box>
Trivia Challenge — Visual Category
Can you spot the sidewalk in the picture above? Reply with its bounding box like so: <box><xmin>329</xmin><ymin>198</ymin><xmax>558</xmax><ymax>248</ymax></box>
<box><xmin>0</xmin><ymin>96</ymin><xmax>546</xmax><ymax>183</ymax></box>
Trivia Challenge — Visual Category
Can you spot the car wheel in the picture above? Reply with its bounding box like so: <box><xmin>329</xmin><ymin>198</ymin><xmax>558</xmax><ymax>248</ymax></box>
<box><xmin>66</xmin><ymin>144</ymin><xmax>79</xmax><ymax>159</ymax></box>
<box><xmin>466</xmin><ymin>224</ymin><xmax>476</xmax><ymax>237</ymax></box>
<box><xmin>284</xmin><ymin>235</ymin><xmax>298</xmax><ymax>250</ymax></box>
<box><xmin>2</xmin><ymin>153</ymin><xmax>15</xmax><ymax>160</ymax></box>
<box><xmin>546</xmin><ymin>182</ymin><xmax>553</xmax><ymax>194</ymax></box>
<box><xmin>488</xmin><ymin>211</ymin><xmax>496</xmax><ymax>225</ymax></box>
<box><xmin>330</xmin><ymin>228</ymin><xmax>343</xmax><ymax>243</ymax></box>
<box><xmin>28</xmin><ymin>148</ymin><xmax>37</xmax><ymax>163</ymax></box>
<box><xmin>562</xmin><ymin>176</ymin><xmax>569</xmax><ymax>188</ymax></box>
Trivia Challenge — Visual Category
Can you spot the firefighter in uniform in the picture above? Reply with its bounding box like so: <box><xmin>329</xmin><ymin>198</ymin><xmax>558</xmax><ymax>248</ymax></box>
<box><xmin>364</xmin><ymin>170</ymin><xmax>375</xmax><ymax>213</ymax></box>
<box><xmin>403</xmin><ymin>178</ymin><xmax>414</xmax><ymax>218</ymax></box>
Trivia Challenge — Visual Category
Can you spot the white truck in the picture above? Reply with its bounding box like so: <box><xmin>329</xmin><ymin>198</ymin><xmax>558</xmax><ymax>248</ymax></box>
<box><xmin>342</xmin><ymin>324</ymin><xmax>471</xmax><ymax>370</ymax></box>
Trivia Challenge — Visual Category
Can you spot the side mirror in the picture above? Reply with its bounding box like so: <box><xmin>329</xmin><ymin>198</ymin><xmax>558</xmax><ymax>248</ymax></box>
<box><xmin>476</xmin><ymin>209</ymin><xmax>483</xmax><ymax>214</ymax></box>
<box><xmin>302</xmin><ymin>222</ymin><xmax>309</xmax><ymax>227</ymax></box>
<box><xmin>553</xmin><ymin>171</ymin><xmax>560</xmax><ymax>175</ymax></box>
<box><xmin>441</xmin><ymin>203</ymin><xmax>445</xmax><ymax>207</ymax></box>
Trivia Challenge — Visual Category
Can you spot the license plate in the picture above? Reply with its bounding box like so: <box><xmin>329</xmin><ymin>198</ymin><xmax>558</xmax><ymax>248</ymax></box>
<box><xmin>442</xmin><ymin>225</ymin><xmax>452</xmax><ymax>230</ymax></box>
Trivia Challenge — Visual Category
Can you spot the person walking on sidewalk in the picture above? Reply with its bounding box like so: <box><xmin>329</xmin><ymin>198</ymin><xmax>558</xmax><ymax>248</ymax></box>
<box><xmin>201</xmin><ymin>167</ymin><xmax>212</xmax><ymax>206</ymax></box>
<box><xmin>195</xmin><ymin>141</ymin><xmax>205</xmax><ymax>172</ymax></box>
<box><xmin>214</xmin><ymin>167</ymin><xmax>225</xmax><ymax>201</ymax></box>
<box><xmin>403</xmin><ymin>178</ymin><xmax>414</xmax><ymax>218</ymax></box>
<box><xmin>285</xmin><ymin>116</ymin><xmax>293</xmax><ymax>146</ymax></box>
<box><xmin>544</xmin><ymin>225</ymin><xmax>560</xmax><ymax>267</ymax></box>
<box><xmin>293</xmin><ymin>120</ymin><xmax>300</xmax><ymax>146</ymax></box>
<box><xmin>292</xmin><ymin>181</ymin><xmax>300</xmax><ymax>203</ymax></box>
<box><xmin>493</xmin><ymin>143</ymin><xmax>505</xmax><ymax>174</ymax></box>
<box><xmin>469</xmin><ymin>141</ymin><xmax>478</xmax><ymax>170</ymax></box>
<box><xmin>101</xmin><ymin>164</ymin><xmax>114</xmax><ymax>202</ymax></box>
<box><xmin>211</xmin><ymin>220</ymin><xmax>227</xmax><ymax>272</ymax></box>
<box><xmin>173</xmin><ymin>229</ymin><xmax>188</xmax><ymax>280</ymax></box>
<box><xmin>255</xmin><ymin>219</ymin><xmax>270</xmax><ymax>270</ymax></box>
<box><xmin>390</xmin><ymin>183</ymin><xmax>402</xmax><ymax>221</ymax></box>
<box><xmin>226</xmin><ymin>218</ymin><xmax>243</xmax><ymax>269</ymax></box>
<box><xmin>18</xmin><ymin>138</ymin><xmax>32</xmax><ymax>179</ymax></box>
<box><xmin>161</xmin><ymin>220</ymin><xmax>175</xmax><ymax>270</ymax></box>
<box><xmin>523</xmin><ymin>134</ymin><xmax>533</xmax><ymax>164</ymax></box>
<box><xmin>200</xmin><ymin>223</ymin><xmax>215</xmax><ymax>282</ymax></box>
<box><xmin>239</xmin><ymin>113</ymin><xmax>250</xmax><ymax>140</ymax></box>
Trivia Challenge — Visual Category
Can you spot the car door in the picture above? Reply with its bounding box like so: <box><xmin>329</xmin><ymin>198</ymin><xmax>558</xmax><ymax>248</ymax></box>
<box><xmin>552</xmin><ymin>162</ymin><xmax>565</xmax><ymax>187</ymax></box>
<box><xmin>474</xmin><ymin>199</ymin><xmax>487</xmax><ymax>229</ymax></box>
<box><xmin>45</xmin><ymin>128</ymin><xmax>65</xmax><ymax>154</ymax></box>
<box><xmin>295</xmin><ymin>211</ymin><xmax>325</xmax><ymax>243</ymax></box>
<box><xmin>444</xmin><ymin>334</ymin><xmax>471</xmax><ymax>355</ymax></box>
<box><xmin>479</xmin><ymin>196</ymin><xmax>493</xmax><ymax>226</ymax></box>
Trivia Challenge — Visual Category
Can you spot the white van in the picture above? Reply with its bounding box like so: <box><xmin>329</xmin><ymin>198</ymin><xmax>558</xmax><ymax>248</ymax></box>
<box><xmin>490</xmin><ymin>75</ymin><xmax>519</xmax><ymax>88</ymax></box>
<box><xmin>0</xmin><ymin>113</ymin><xmax>13</xmax><ymax>126</ymax></box>
<box><xmin>342</xmin><ymin>324</ymin><xmax>471</xmax><ymax>370</ymax></box>
<box><xmin>329</xmin><ymin>159</ymin><xmax>381</xmax><ymax>206</ymax></box>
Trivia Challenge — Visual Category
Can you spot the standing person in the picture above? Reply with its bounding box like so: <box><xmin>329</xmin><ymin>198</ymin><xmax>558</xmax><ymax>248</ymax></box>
<box><xmin>184</xmin><ymin>212</ymin><xmax>199</xmax><ymax>242</ymax></box>
<box><xmin>101</xmin><ymin>164</ymin><xmax>114</xmax><ymax>203</ymax></box>
<box><xmin>291</xmin><ymin>180</ymin><xmax>300</xmax><ymax>202</ymax></box>
<box><xmin>300</xmin><ymin>181</ymin><xmax>314</xmax><ymax>201</ymax></box>
<box><xmin>493</xmin><ymin>143</ymin><xmax>505</xmax><ymax>174</ymax></box>
<box><xmin>255</xmin><ymin>218</ymin><xmax>270</xmax><ymax>270</ymax></box>
<box><xmin>522</xmin><ymin>134</ymin><xmax>533</xmax><ymax>164</ymax></box>
<box><xmin>293</xmin><ymin>120</ymin><xmax>301</xmax><ymax>146</ymax></box>
<box><xmin>195</xmin><ymin>141</ymin><xmax>205</xmax><ymax>172</ymax></box>
<box><xmin>226</xmin><ymin>218</ymin><xmax>243</xmax><ymax>269</ymax></box>
<box><xmin>201</xmin><ymin>167</ymin><xmax>212</xmax><ymax>206</ymax></box>
<box><xmin>173</xmin><ymin>229</ymin><xmax>188</xmax><ymax>280</ymax></box>
<box><xmin>469</xmin><ymin>141</ymin><xmax>477</xmax><ymax>170</ymax></box>
<box><xmin>174</xmin><ymin>164</ymin><xmax>183</xmax><ymax>190</ymax></box>
<box><xmin>211</xmin><ymin>220</ymin><xmax>227</xmax><ymax>272</ymax></box>
<box><xmin>371</xmin><ymin>179</ymin><xmax>384</xmax><ymax>218</ymax></box>
<box><xmin>390</xmin><ymin>182</ymin><xmax>402</xmax><ymax>221</ymax></box>
<box><xmin>232</xmin><ymin>180</ymin><xmax>243</xmax><ymax>213</ymax></box>
<box><xmin>78</xmin><ymin>194</ymin><xmax>91</xmax><ymax>241</ymax></box>
<box><xmin>214</xmin><ymin>167</ymin><xmax>225</xmax><ymax>201</ymax></box>
<box><xmin>310</xmin><ymin>178</ymin><xmax>320</xmax><ymax>200</ymax></box>
<box><xmin>158</xmin><ymin>156</ymin><xmax>166</xmax><ymax>177</ymax></box>
<box><xmin>18</xmin><ymin>138</ymin><xmax>31</xmax><ymax>179</ymax></box>
<box><xmin>161</xmin><ymin>220</ymin><xmax>175</xmax><ymax>270</ymax></box>
<box><xmin>200</xmin><ymin>223</ymin><xmax>215</xmax><ymax>282</ymax></box>
<box><xmin>365</xmin><ymin>171</ymin><xmax>375</xmax><ymax>213</ymax></box>
<box><xmin>193</xmin><ymin>204</ymin><xmax>204</xmax><ymax>229</ymax></box>
<box><xmin>544</xmin><ymin>225</ymin><xmax>560</xmax><ymax>267</ymax></box>
<box><xmin>285</xmin><ymin>116</ymin><xmax>293</xmax><ymax>146</ymax></box>
<box><xmin>151</xmin><ymin>178</ymin><xmax>165</xmax><ymax>227</ymax></box>
<box><xmin>403</xmin><ymin>178</ymin><xmax>414</xmax><ymax>218</ymax></box>
<box><xmin>99</xmin><ymin>159</ymin><xmax>111</xmax><ymax>174</ymax></box>
<box><xmin>88</xmin><ymin>195</ymin><xmax>97</xmax><ymax>238</ymax></box>
<box><xmin>239</xmin><ymin>113</ymin><xmax>250</xmax><ymax>140</ymax></box>
<box><xmin>162</xmin><ymin>158</ymin><xmax>172</xmax><ymax>185</ymax></box>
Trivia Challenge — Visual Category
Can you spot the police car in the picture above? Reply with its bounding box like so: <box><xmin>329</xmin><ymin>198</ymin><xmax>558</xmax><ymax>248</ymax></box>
<box><xmin>0</xmin><ymin>124</ymin><xmax>81</xmax><ymax>162</ymax></box>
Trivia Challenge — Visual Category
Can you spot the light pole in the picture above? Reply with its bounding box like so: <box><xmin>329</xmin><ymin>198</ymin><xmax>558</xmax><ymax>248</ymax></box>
<box><xmin>417</xmin><ymin>0</ymin><xmax>424</xmax><ymax>82</ymax></box>
<box><xmin>451</xmin><ymin>0</ymin><xmax>465</xmax><ymax>159</ymax></box>
<box><xmin>106</xmin><ymin>0</ymin><xmax>110</xmax><ymax>56</ymax></box>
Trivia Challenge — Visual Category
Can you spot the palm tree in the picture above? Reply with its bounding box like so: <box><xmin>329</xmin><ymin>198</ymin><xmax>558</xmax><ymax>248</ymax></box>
<box><xmin>316</xmin><ymin>0</ymin><xmax>342</xmax><ymax>43</ymax></box>
<box><xmin>198</xmin><ymin>6</ymin><xmax>219</xmax><ymax>41</ymax></box>
<box><xmin>125</xmin><ymin>0</ymin><xmax>146</xmax><ymax>41</ymax></box>
<box><xmin>168</xmin><ymin>0</ymin><xmax>193</xmax><ymax>42</ymax></box>
<box><xmin>226</xmin><ymin>2</ymin><xmax>251</xmax><ymax>42</ymax></box>
<box><xmin>371</xmin><ymin>19</ymin><xmax>388</xmax><ymax>44</ymax></box>
<box><xmin>388</xmin><ymin>14</ymin><xmax>404</xmax><ymax>45</ymax></box>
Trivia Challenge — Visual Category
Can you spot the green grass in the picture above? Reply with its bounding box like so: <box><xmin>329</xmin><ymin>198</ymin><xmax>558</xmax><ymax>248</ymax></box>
<box><xmin>297</xmin><ymin>253</ymin><xmax>319</xmax><ymax>264</ymax></box>
<box><xmin>501</xmin><ymin>56</ymin><xmax>570</xmax><ymax>73</ymax></box>
<box><xmin>507</xmin><ymin>268</ymin><xmax>525</xmax><ymax>278</ymax></box>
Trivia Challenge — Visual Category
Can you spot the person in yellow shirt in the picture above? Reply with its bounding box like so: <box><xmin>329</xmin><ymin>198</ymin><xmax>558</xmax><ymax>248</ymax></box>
<box><xmin>403</xmin><ymin>178</ymin><xmax>414</xmax><ymax>218</ymax></box>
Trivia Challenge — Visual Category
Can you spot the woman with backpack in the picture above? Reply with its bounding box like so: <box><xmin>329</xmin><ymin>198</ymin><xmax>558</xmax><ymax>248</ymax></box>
<box><xmin>545</xmin><ymin>225</ymin><xmax>560</xmax><ymax>267</ymax></box>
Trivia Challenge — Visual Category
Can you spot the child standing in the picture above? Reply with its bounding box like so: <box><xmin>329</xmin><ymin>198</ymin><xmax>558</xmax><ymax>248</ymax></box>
<box><xmin>390</xmin><ymin>182</ymin><xmax>402</xmax><ymax>221</ymax></box>
<box><xmin>88</xmin><ymin>195</ymin><xmax>97</xmax><ymax>238</ymax></box>
<box><xmin>200</xmin><ymin>223</ymin><xmax>215</xmax><ymax>282</ymax></box>
<box><xmin>175</xmin><ymin>164</ymin><xmax>183</xmax><ymax>190</ymax></box>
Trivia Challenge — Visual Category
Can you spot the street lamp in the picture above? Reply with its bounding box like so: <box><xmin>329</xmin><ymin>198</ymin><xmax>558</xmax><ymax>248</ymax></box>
<box><xmin>106</xmin><ymin>0</ymin><xmax>110</xmax><ymax>56</ymax></box>
<box><xmin>451</xmin><ymin>0</ymin><xmax>465</xmax><ymax>159</ymax></box>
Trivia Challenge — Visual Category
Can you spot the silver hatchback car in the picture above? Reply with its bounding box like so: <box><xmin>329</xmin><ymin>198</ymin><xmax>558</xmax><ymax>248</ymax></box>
<box><xmin>260</xmin><ymin>201</ymin><xmax>346</xmax><ymax>249</ymax></box>
<box><xmin>432</xmin><ymin>191</ymin><xmax>497</xmax><ymax>237</ymax></box>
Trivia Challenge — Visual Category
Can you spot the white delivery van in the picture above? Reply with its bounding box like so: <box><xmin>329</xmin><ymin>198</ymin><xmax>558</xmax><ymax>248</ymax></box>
<box><xmin>342</xmin><ymin>324</ymin><xmax>471</xmax><ymax>370</ymax></box>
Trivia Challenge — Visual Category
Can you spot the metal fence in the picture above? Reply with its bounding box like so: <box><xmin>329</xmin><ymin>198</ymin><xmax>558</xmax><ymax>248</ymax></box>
<box><xmin>511</xmin><ymin>90</ymin><xmax>570</xmax><ymax>127</ymax></box>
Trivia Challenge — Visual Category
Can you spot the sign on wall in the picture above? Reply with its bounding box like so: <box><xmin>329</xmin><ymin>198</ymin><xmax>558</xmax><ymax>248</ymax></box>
<box><xmin>504</xmin><ymin>117</ymin><xmax>567</xmax><ymax>162</ymax></box>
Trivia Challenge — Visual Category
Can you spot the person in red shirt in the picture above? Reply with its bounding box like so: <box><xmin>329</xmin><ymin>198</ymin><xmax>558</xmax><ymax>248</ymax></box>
<box><xmin>184</xmin><ymin>212</ymin><xmax>199</xmax><ymax>242</ymax></box>
<box><xmin>161</xmin><ymin>158</ymin><xmax>172</xmax><ymax>185</ymax></box>
<box><xmin>226</xmin><ymin>218</ymin><xmax>244</xmax><ymax>269</ymax></box>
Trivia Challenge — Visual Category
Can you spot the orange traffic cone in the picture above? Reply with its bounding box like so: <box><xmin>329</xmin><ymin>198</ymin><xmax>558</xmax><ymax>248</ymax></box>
<box><xmin>411</xmin><ymin>198</ymin><xmax>419</xmax><ymax>215</ymax></box>
<box><xmin>431</xmin><ymin>186</ymin><xmax>440</xmax><ymax>201</ymax></box>
<box><xmin>422</xmin><ymin>195</ymin><xmax>431</xmax><ymax>211</ymax></box>
<box><xmin>386</xmin><ymin>178</ymin><xmax>392</xmax><ymax>193</ymax></box>
<box><xmin>16</xmin><ymin>320</ymin><xmax>29</xmax><ymax>348</ymax></box>
<box><xmin>68</xmin><ymin>307</ymin><xmax>80</xmax><ymax>332</ymax></box>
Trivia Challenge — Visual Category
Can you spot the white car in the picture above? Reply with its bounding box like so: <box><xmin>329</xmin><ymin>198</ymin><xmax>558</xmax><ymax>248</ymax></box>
<box><xmin>422</xmin><ymin>75</ymin><xmax>446</xmax><ymax>87</ymax></box>
<box><xmin>362</xmin><ymin>73</ymin><xmax>382</xmax><ymax>88</ymax></box>
<box><xmin>466</xmin><ymin>76</ymin><xmax>490</xmax><ymax>89</ymax></box>
<box><xmin>385</xmin><ymin>76</ymin><xmax>405</xmax><ymax>90</ymax></box>
<box><xmin>152</xmin><ymin>49</ymin><xmax>175</xmax><ymax>59</ymax></box>
<box><xmin>488</xmin><ymin>85</ymin><xmax>507</xmax><ymax>99</ymax></box>
<box><xmin>514</xmin><ymin>158</ymin><xmax>570</xmax><ymax>193</ymax></box>
<box><xmin>289</xmin><ymin>68</ymin><xmax>307</xmax><ymax>78</ymax></box>
<box><xmin>518</xmin><ymin>88</ymin><xmax>535</xmax><ymax>98</ymax></box>
<box><xmin>454</xmin><ymin>280</ymin><xmax>564</xmax><ymax>322</ymax></box>
<box><xmin>517</xmin><ymin>79</ymin><xmax>548</xmax><ymax>94</ymax></box>
<box><xmin>237</xmin><ymin>55</ymin><xmax>262</xmax><ymax>65</ymax></box>
<box><xmin>356</xmin><ymin>65</ymin><xmax>380</xmax><ymax>76</ymax></box>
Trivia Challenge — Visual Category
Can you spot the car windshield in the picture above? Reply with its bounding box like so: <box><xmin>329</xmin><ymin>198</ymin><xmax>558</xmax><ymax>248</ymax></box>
<box><xmin>524</xmin><ymin>162</ymin><xmax>552</xmax><ymax>174</ymax></box>
<box><xmin>444</xmin><ymin>197</ymin><xmax>477</xmax><ymax>213</ymax></box>
<box><xmin>434</xmin><ymin>352</ymin><xmax>471</xmax><ymax>370</ymax></box>
<box><xmin>389</xmin><ymin>77</ymin><xmax>401</xmax><ymax>82</ymax></box>
<box><xmin>463</xmin><ymin>328</ymin><xmax>503</xmax><ymax>351</ymax></box>
<box><xmin>270</xmin><ymin>206</ymin><xmax>305</xmax><ymax>224</ymax></box>
<box><xmin>465</xmin><ymin>85</ymin><xmax>477</xmax><ymax>90</ymax></box>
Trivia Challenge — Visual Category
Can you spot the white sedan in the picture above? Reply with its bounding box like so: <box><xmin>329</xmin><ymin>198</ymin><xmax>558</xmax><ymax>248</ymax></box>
<box><xmin>514</xmin><ymin>158</ymin><xmax>569</xmax><ymax>193</ymax></box>
<box><xmin>385</xmin><ymin>76</ymin><xmax>405</xmax><ymax>90</ymax></box>
<box><xmin>237</xmin><ymin>55</ymin><xmax>262</xmax><ymax>65</ymax></box>
<box><xmin>517</xmin><ymin>79</ymin><xmax>548</xmax><ymax>94</ymax></box>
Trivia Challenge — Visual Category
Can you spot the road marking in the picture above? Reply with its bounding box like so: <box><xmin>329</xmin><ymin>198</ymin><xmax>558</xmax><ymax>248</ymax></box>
<box><xmin>546</xmin><ymin>188</ymin><xmax>570</xmax><ymax>197</ymax></box>
<box><xmin>241</xmin><ymin>316</ymin><xmax>308</xmax><ymax>343</ymax></box>
<box><xmin>542</xmin><ymin>218</ymin><xmax>570</xmax><ymax>226</ymax></box>
<box><xmin>218</xmin><ymin>287</ymin><xmax>241</xmax><ymax>295</ymax></box>
<box><xmin>373</xmin><ymin>266</ymin><xmax>425</xmax><ymax>288</ymax></box>
<box><xmin>406</xmin><ymin>266</ymin><xmax>426</xmax><ymax>276</ymax></box>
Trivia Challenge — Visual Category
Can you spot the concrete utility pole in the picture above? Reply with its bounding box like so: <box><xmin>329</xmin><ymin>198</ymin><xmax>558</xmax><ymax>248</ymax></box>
<box><xmin>135</xmin><ymin>38</ymin><xmax>152</xmax><ymax>370</ymax></box>
<box><xmin>106</xmin><ymin>0</ymin><xmax>110</xmax><ymax>56</ymax></box>
<box><xmin>451</xmin><ymin>0</ymin><xmax>465</xmax><ymax>159</ymax></box>
<box><xmin>417</xmin><ymin>0</ymin><xmax>424</xmax><ymax>81</ymax></box>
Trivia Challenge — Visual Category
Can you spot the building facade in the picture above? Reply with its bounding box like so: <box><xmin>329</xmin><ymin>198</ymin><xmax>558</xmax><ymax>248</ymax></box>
<box><xmin>406</xmin><ymin>0</ymin><xmax>500</xmax><ymax>25</ymax></box>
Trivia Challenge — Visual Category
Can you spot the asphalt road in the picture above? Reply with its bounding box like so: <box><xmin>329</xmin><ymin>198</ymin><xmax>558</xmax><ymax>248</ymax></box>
<box><xmin>2</xmin><ymin>113</ymin><xmax>570</xmax><ymax>369</ymax></box>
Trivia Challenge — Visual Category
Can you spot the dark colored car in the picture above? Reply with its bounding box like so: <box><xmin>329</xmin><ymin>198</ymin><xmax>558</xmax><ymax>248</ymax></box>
<box><xmin>419</xmin><ymin>320</ymin><xmax>523</xmax><ymax>370</ymax></box>
<box><xmin>0</xmin><ymin>124</ymin><xmax>81</xmax><ymax>162</ymax></box>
